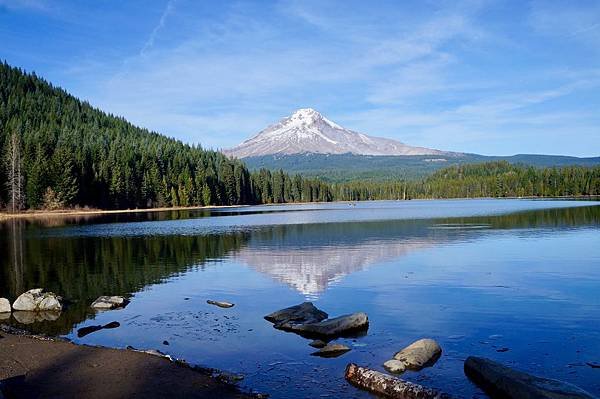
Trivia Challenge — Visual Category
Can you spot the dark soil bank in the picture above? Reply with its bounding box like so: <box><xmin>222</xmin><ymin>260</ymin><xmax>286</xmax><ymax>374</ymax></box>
<box><xmin>0</xmin><ymin>331</ymin><xmax>253</xmax><ymax>399</ymax></box>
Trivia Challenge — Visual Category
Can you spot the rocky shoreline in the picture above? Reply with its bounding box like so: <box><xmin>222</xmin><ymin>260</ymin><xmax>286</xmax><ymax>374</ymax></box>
<box><xmin>1</xmin><ymin>291</ymin><xmax>598</xmax><ymax>398</ymax></box>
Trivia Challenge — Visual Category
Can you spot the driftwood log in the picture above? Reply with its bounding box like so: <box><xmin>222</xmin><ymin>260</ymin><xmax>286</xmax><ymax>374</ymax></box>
<box><xmin>345</xmin><ymin>363</ymin><xmax>451</xmax><ymax>399</ymax></box>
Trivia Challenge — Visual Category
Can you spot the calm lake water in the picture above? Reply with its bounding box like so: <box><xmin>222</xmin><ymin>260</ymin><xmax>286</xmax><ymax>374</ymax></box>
<box><xmin>1</xmin><ymin>199</ymin><xmax>599</xmax><ymax>398</ymax></box>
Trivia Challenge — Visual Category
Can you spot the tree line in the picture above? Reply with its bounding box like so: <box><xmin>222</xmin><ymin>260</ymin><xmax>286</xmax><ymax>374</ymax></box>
<box><xmin>329</xmin><ymin>162</ymin><xmax>600</xmax><ymax>201</ymax></box>
<box><xmin>1</xmin><ymin>61</ymin><xmax>599</xmax><ymax>212</ymax></box>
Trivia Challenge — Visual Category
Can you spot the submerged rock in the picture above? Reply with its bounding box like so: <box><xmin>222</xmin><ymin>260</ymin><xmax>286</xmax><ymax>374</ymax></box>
<box><xmin>12</xmin><ymin>310</ymin><xmax>61</xmax><ymax>324</ymax></box>
<box><xmin>0</xmin><ymin>298</ymin><xmax>11</xmax><ymax>313</ymax></box>
<box><xmin>265</xmin><ymin>302</ymin><xmax>328</xmax><ymax>330</ymax></box>
<box><xmin>309</xmin><ymin>339</ymin><xmax>327</xmax><ymax>348</ymax></box>
<box><xmin>12</xmin><ymin>289</ymin><xmax>62</xmax><ymax>312</ymax></box>
<box><xmin>311</xmin><ymin>343</ymin><xmax>351</xmax><ymax>358</ymax></box>
<box><xmin>383</xmin><ymin>359</ymin><xmax>407</xmax><ymax>374</ymax></box>
<box><xmin>77</xmin><ymin>321</ymin><xmax>120</xmax><ymax>338</ymax></box>
<box><xmin>291</xmin><ymin>312</ymin><xmax>369</xmax><ymax>337</ymax></box>
<box><xmin>464</xmin><ymin>356</ymin><xmax>597</xmax><ymax>399</ymax></box>
<box><xmin>385</xmin><ymin>338</ymin><xmax>442</xmax><ymax>373</ymax></box>
<box><xmin>207</xmin><ymin>300</ymin><xmax>235</xmax><ymax>308</ymax></box>
<box><xmin>91</xmin><ymin>296</ymin><xmax>128</xmax><ymax>310</ymax></box>
<box><xmin>216</xmin><ymin>372</ymin><xmax>244</xmax><ymax>384</ymax></box>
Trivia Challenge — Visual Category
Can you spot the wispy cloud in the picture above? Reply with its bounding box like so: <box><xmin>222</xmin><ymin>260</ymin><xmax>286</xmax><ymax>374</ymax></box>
<box><xmin>140</xmin><ymin>0</ymin><xmax>177</xmax><ymax>56</ymax></box>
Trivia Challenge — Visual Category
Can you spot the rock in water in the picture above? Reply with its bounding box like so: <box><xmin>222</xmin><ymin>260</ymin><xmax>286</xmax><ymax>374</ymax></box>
<box><xmin>464</xmin><ymin>356</ymin><xmax>597</xmax><ymax>399</ymax></box>
<box><xmin>77</xmin><ymin>325</ymin><xmax>104</xmax><ymax>338</ymax></box>
<box><xmin>383</xmin><ymin>359</ymin><xmax>406</xmax><ymax>374</ymax></box>
<box><xmin>77</xmin><ymin>321</ymin><xmax>121</xmax><ymax>338</ymax></box>
<box><xmin>207</xmin><ymin>300</ymin><xmax>235</xmax><ymax>308</ymax></box>
<box><xmin>311</xmin><ymin>343</ymin><xmax>351</xmax><ymax>358</ymax></box>
<box><xmin>265</xmin><ymin>302</ymin><xmax>328</xmax><ymax>330</ymax></box>
<box><xmin>309</xmin><ymin>339</ymin><xmax>327</xmax><ymax>348</ymax></box>
<box><xmin>91</xmin><ymin>296</ymin><xmax>128</xmax><ymax>310</ymax></box>
<box><xmin>292</xmin><ymin>312</ymin><xmax>369</xmax><ymax>337</ymax></box>
<box><xmin>103</xmin><ymin>321</ymin><xmax>120</xmax><ymax>329</ymax></box>
<box><xmin>385</xmin><ymin>338</ymin><xmax>442</xmax><ymax>373</ymax></box>
<box><xmin>12</xmin><ymin>289</ymin><xmax>62</xmax><ymax>311</ymax></box>
<box><xmin>0</xmin><ymin>298</ymin><xmax>11</xmax><ymax>313</ymax></box>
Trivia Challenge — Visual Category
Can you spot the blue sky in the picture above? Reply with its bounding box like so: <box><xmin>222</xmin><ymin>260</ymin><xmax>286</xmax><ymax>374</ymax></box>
<box><xmin>1</xmin><ymin>0</ymin><xmax>599</xmax><ymax>156</ymax></box>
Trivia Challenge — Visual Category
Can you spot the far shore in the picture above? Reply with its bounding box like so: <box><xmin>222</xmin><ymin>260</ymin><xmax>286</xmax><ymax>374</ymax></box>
<box><xmin>0</xmin><ymin>204</ymin><xmax>247</xmax><ymax>222</ymax></box>
<box><xmin>1</xmin><ymin>195</ymin><xmax>598</xmax><ymax>222</ymax></box>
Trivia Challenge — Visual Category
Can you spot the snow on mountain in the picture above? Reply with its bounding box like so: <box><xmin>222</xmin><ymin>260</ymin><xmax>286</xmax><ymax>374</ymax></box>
<box><xmin>223</xmin><ymin>108</ymin><xmax>450</xmax><ymax>158</ymax></box>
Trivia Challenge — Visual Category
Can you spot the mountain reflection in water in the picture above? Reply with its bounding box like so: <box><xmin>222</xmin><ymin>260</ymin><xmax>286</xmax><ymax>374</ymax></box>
<box><xmin>0</xmin><ymin>202</ymin><xmax>597</xmax><ymax>334</ymax></box>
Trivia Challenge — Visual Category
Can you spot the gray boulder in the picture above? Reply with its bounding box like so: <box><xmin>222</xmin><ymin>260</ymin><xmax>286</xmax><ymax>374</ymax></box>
<box><xmin>265</xmin><ymin>302</ymin><xmax>328</xmax><ymax>330</ymax></box>
<box><xmin>91</xmin><ymin>296</ymin><xmax>128</xmax><ymax>310</ymax></box>
<box><xmin>383</xmin><ymin>359</ymin><xmax>406</xmax><ymax>374</ymax></box>
<box><xmin>207</xmin><ymin>300</ymin><xmax>234</xmax><ymax>308</ymax></box>
<box><xmin>465</xmin><ymin>356</ymin><xmax>597</xmax><ymax>399</ymax></box>
<box><xmin>385</xmin><ymin>338</ymin><xmax>442</xmax><ymax>373</ymax></box>
<box><xmin>0</xmin><ymin>298</ymin><xmax>11</xmax><ymax>313</ymax></box>
<box><xmin>291</xmin><ymin>312</ymin><xmax>369</xmax><ymax>337</ymax></box>
<box><xmin>311</xmin><ymin>343</ymin><xmax>351</xmax><ymax>358</ymax></box>
<box><xmin>309</xmin><ymin>339</ymin><xmax>327</xmax><ymax>348</ymax></box>
<box><xmin>12</xmin><ymin>289</ymin><xmax>62</xmax><ymax>312</ymax></box>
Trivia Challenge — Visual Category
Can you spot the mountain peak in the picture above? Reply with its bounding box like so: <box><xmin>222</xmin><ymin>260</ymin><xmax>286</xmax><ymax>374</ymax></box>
<box><xmin>291</xmin><ymin>107</ymin><xmax>320</xmax><ymax>117</ymax></box>
<box><xmin>286</xmin><ymin>108</ymin><xmax>342</xmax><ymax>130</ymax></box>
<box><xmin>224</xmin><ymin>109</ymin><xmax>449</xmax><ymax>158</ymax></box>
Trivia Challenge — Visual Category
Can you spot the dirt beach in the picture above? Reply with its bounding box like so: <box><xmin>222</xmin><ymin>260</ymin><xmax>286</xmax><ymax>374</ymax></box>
<box><xmin>0</xmin><ymin>329</ymin><xmax>254</xmax><ymax>399</ymax></box>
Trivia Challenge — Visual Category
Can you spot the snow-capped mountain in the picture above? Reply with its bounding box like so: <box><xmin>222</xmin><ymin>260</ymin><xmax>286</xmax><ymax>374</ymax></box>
<box><xmin>224</xmin><ymin>108</ymin><xmax>450</xmax><ymax>158</ymax></box>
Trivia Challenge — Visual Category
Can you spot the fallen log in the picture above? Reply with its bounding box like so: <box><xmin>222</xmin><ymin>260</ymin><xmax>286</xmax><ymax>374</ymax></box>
<box><xmin>344</xmin><ymin>363</ymin><xmax>451</xmax><ymax>399</ymax></box>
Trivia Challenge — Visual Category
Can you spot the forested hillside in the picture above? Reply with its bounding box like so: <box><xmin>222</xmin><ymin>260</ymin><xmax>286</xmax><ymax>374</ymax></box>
<box><xmin>243</xmin><ymin>153</ymin><xmax>600</xmax><ymax>182</ymax></box>
<box><xmin>330</xmin><ymin>162</ymin><xmax>600</xmax><ymax>201</ymax></box>
<box><xmin>0</xmin><ymin>62</ymin><xmax>329</xmax><ymax>210</ymax></box>
<box><xmin>1</xmin><ymin>62</ymin><xmax>598</xmax><ymax>212</ymax></box>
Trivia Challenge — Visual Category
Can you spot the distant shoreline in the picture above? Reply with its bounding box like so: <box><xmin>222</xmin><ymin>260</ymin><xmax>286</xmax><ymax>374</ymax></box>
<box><xmin>0</xmin><ymin>204</ymin><xmax>245</xmax><ymax>222</ymax></box>
<box><xmin>1</xmin><ymin>195</ymin><xmax>598</xmax><ymax>222</ymax></box>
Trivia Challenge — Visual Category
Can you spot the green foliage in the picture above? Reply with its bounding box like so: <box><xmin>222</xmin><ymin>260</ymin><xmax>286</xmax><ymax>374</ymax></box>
<box><xmin>328</xmin><ymin>161</ymin><xmax>600</xmax><ymax>200</ymax></box>
<box><xmin>243</xmin><ymin>153</ymin><xmax>600</xmax><ymax>183</ymax></box>
<box><xmin>0</xmin><ymin>62</ymin><xmax>244</xmax><ymax>209</ymax></box>
<box><xmin>411</xmin><ymin>161</ymin><xmax>600</xmax><ymax>199</ymax></box>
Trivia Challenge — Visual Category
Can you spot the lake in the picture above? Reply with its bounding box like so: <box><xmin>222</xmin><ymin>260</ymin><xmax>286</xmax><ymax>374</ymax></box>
<box><xmin>1</xmin><ymin>199</ymin><xmax>599</xmax><ymax>398</ymax></box>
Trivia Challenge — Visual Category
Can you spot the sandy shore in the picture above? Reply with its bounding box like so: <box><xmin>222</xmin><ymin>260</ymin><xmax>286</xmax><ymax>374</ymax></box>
<box><xmin>0</xmin><ymin>328</ymin><xmax>255</xmax><ymax>399</ymax></box>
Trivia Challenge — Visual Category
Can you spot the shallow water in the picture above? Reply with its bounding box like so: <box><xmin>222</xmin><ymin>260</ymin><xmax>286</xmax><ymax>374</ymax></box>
<box><xmin>1</xmin><ymin>199</ymin><xmax>599</xmax><ymax>397</ymax></box>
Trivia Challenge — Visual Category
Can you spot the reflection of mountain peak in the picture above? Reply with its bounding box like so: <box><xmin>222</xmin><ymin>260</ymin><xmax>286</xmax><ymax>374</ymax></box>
<box><xmin>235</xmin><ymin>239</ymin><xmax>431</xmax><ymax>297</ymax></box>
